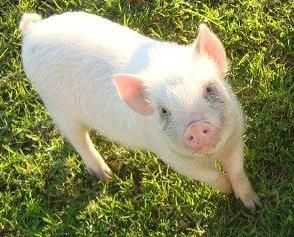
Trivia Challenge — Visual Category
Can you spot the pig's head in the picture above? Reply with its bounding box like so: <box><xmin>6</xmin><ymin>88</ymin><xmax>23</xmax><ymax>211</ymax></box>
<box><xmin>114</xmin><ymin>24</ymin><xmax>244</xmax><ymax>157</ymax></box>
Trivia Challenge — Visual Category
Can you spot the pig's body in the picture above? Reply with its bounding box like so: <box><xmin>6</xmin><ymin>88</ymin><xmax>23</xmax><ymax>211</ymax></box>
<box><xmin>21</xmin><ymin>12</ymin><xmax>158</xmax><ymax>150</ymax></box>
<box><xmin>20</xmin><ymin>12</ymin><xmax>261</xmax><ymax>212</ymax></box>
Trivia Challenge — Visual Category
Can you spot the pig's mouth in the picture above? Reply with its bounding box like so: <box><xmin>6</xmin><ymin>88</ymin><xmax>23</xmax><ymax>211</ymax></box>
<box><xmin>166</xmin><ymin>132</ymin><xmax>221</xmax><ymax>159</ymax></box>
<box><xmin>167</xmin><ymin>141</ymin><xmax>218</xmax><ymax>159</ymax></box>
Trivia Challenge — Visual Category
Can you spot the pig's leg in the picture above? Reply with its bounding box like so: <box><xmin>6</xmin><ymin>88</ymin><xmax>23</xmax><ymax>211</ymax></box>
<box><xmin>159</xmin><ymin>152</ymin><xmax>232</xmax><ymax>193</ymax></box>
<box><xmin>219</xmin><ymin>142</ymin><xmax>261</xmax><ymax>212</ymax></box>
<box><xmin>53</xmin><ymin>118</ymin><xmax>113</xmax><ymax>180</ymax></box>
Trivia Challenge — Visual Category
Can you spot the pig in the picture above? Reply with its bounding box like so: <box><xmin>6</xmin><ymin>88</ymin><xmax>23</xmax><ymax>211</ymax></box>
<box><xmin>19</xmin><ymin>12</ymin><xmax>261</xmax><ymax>212</ymax></box>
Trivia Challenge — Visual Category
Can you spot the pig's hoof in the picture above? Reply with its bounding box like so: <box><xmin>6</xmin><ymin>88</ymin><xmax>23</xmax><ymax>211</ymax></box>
<box><xmin>87</xmin><ymin>164</ymin><xmax>113</xmax><ymax>181</ymax></box>
<box><xmin>238</xmin><ymin>190</ymin><xmax>262</xmax><ymax>213</ymax></box>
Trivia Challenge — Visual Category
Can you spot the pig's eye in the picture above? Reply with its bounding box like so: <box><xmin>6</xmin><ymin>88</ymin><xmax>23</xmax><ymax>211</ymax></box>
<box><xmin>159</xmin><ymin>106</ymin><xmax>171</xmax><ymax>118</ymax></box>
<box><xmin>161</xmin><ymin>107</ymin><xmax>168</xmax><ymax>114</ymax></box>
<box><xmin>206</xmin><ymin>85</ymin><xmax>213</xmax><ymax>93</ymax></box>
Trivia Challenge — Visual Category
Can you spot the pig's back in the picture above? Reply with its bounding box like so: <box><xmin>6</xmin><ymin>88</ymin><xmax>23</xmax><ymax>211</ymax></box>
<box><xmin>21</xmin><ymin>12</ymin><xmax>158</xmax><ymax>149</ymax></box>
<box><xmin>22</xmin><ymin>12</ymin><xmax>151</xmax><ymax>79</ymax></box>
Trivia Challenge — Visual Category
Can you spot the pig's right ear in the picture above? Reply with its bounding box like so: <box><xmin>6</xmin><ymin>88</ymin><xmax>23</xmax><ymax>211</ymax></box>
<box><xmin>113</xmin><ymin>74</ymin><xmax>154</xmax><ymax>116</ymax></box>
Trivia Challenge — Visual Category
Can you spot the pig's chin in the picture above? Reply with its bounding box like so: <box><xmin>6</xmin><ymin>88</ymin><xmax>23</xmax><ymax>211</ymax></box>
<box><xmin>168</xmin><ymin>143</ymin><xmax>214</xmax><ymax>159</ymax></box>
<box><xmin>185</xmin><ymin>134</ymin><xmax>222</xmax><ymax>156</ymax></box>
<box><xmin>192</xmin><ymin>144</ymin><xmax>218</xmax><ymax>156</ymax></box>
<box><xmin>165</xmin><ymin>140</ymin><xmax>210</xmax><ymax>158</ymax></box>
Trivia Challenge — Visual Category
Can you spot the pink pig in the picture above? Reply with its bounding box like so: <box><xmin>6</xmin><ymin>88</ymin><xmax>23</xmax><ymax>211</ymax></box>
<box><xmin>20</xmin><ymin>12</ymin><xmax>261</xmax><ymax>212</ymax></box>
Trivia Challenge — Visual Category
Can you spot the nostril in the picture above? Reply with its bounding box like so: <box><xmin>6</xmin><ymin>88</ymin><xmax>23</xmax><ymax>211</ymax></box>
<box><xmin>203</xmin><ymin>129</ymin><xmax>209</xmax><ymax>134</ymax></box>
<box><xmin>188</xmin><ymin>135</ymin><xmax>194</xmax><ymax>141</ymax></box>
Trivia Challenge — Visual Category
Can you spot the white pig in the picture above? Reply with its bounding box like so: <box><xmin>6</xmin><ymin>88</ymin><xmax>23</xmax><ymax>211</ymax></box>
<box><xmin>19</xmin><ymin>12</ymin><xmax>261</xmax><ymax>211</ymax></box>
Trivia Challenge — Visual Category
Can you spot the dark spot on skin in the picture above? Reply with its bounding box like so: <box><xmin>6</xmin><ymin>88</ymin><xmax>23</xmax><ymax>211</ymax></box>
<box><xmin>159</xmin><ymin>106</ymin><xmax>172</xmax><ymax>131</ymax></box>
<box><xmin>157</xmin><ymin>105</ymin><xmax>181</xmax><ymax>145</ymax></box>
<box><xmin>203</xmin><ymin>82</ymin><xmax>227</xmax><ymax>128</ymax></box>
<box><xmin>204</xmin><ymin>82</ymin><xmax>224</xmax><ymax>104</ymax></box>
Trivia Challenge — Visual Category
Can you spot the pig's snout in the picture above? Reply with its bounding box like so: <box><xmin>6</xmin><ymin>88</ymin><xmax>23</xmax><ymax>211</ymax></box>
<box><xmin>183</xmin><ymin>122</ymin><xmax>217</xmax><ymax>151</ymax></box>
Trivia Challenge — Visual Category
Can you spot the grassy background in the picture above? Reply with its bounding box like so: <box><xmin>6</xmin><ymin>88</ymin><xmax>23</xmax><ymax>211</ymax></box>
<box><xmin>0</xmin><ymin>0</ymin><xmax>293</xmax><ymax>236</ymax></box>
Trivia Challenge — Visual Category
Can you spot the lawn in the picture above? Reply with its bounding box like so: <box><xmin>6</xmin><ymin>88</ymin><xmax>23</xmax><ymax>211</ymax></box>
<box><xmin>0</xmin><ymin>0</ymin><xmax>293</xmax><ymax>236</ymax></box>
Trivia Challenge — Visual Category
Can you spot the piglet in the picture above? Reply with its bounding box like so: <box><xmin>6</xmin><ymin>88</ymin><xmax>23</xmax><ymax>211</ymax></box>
<box><xmin>20</xmin><ymin>12</ymin><xmax>261</xmax><ymax>212</ymax></box>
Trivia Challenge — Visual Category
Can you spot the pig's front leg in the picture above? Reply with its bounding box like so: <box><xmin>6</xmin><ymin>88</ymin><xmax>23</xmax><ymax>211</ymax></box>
<box><xmin>218</xmin><ymin>141</ymin><xmax>261</xmax><ymax>212</ymax></box>
<box><xmin>52</xmin><ymin>116</ymin><xmax>113</xmax><ymax>180</ymax></box>
<box><xmin>159</xmin><ymin>150</ymin><xmax>232</xmax><ymax>193</ymax></box>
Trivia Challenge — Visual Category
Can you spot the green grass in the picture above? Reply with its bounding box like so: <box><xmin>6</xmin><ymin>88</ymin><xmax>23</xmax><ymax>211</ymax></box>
<box><xmin>0</xmin><ymin>0</ymin><xmax>293</xmax><ymax>236</ymax></box>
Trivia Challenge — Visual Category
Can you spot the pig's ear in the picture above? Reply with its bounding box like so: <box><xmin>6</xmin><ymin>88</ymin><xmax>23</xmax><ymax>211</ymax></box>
<box><xmin>194</xmin><ymin>24</ymin><xmax>228</xmax><ymax>74</ymax></box>
<box><xmin>113</xmin><ymin>74</ymin><xmax>154</xmax><ymax>116</ymax></box>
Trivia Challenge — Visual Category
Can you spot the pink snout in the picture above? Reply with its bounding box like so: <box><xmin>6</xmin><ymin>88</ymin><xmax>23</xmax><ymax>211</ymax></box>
<box><xmin>183</xmin><ymin>122</ymin><xmax>217</xmax><ymax>151</ymax></box>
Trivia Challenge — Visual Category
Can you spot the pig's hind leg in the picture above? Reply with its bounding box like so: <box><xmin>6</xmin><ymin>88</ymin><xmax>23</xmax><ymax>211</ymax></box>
<box><xmin>52</xmin><ymin>116</ymin><xmax>113</xmax><ymax>180</ymax></box>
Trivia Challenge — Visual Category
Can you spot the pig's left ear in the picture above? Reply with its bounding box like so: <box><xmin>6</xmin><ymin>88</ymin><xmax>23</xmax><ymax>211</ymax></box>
<box><xmin>194</xmin><ymin>24</ymin><xmax>229</xmax><ymax>74</ymax></box>
<box><xmin>113</xmin><ymin>74</ymin><xmax>154</xmax><ymax>116</ymax></box>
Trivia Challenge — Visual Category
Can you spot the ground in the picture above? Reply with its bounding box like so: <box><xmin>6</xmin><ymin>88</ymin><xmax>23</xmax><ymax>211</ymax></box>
<box><xmin>0</xmin><ymin>0</ymin><xmax>293</xmax><ymax>236</ymax></box>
